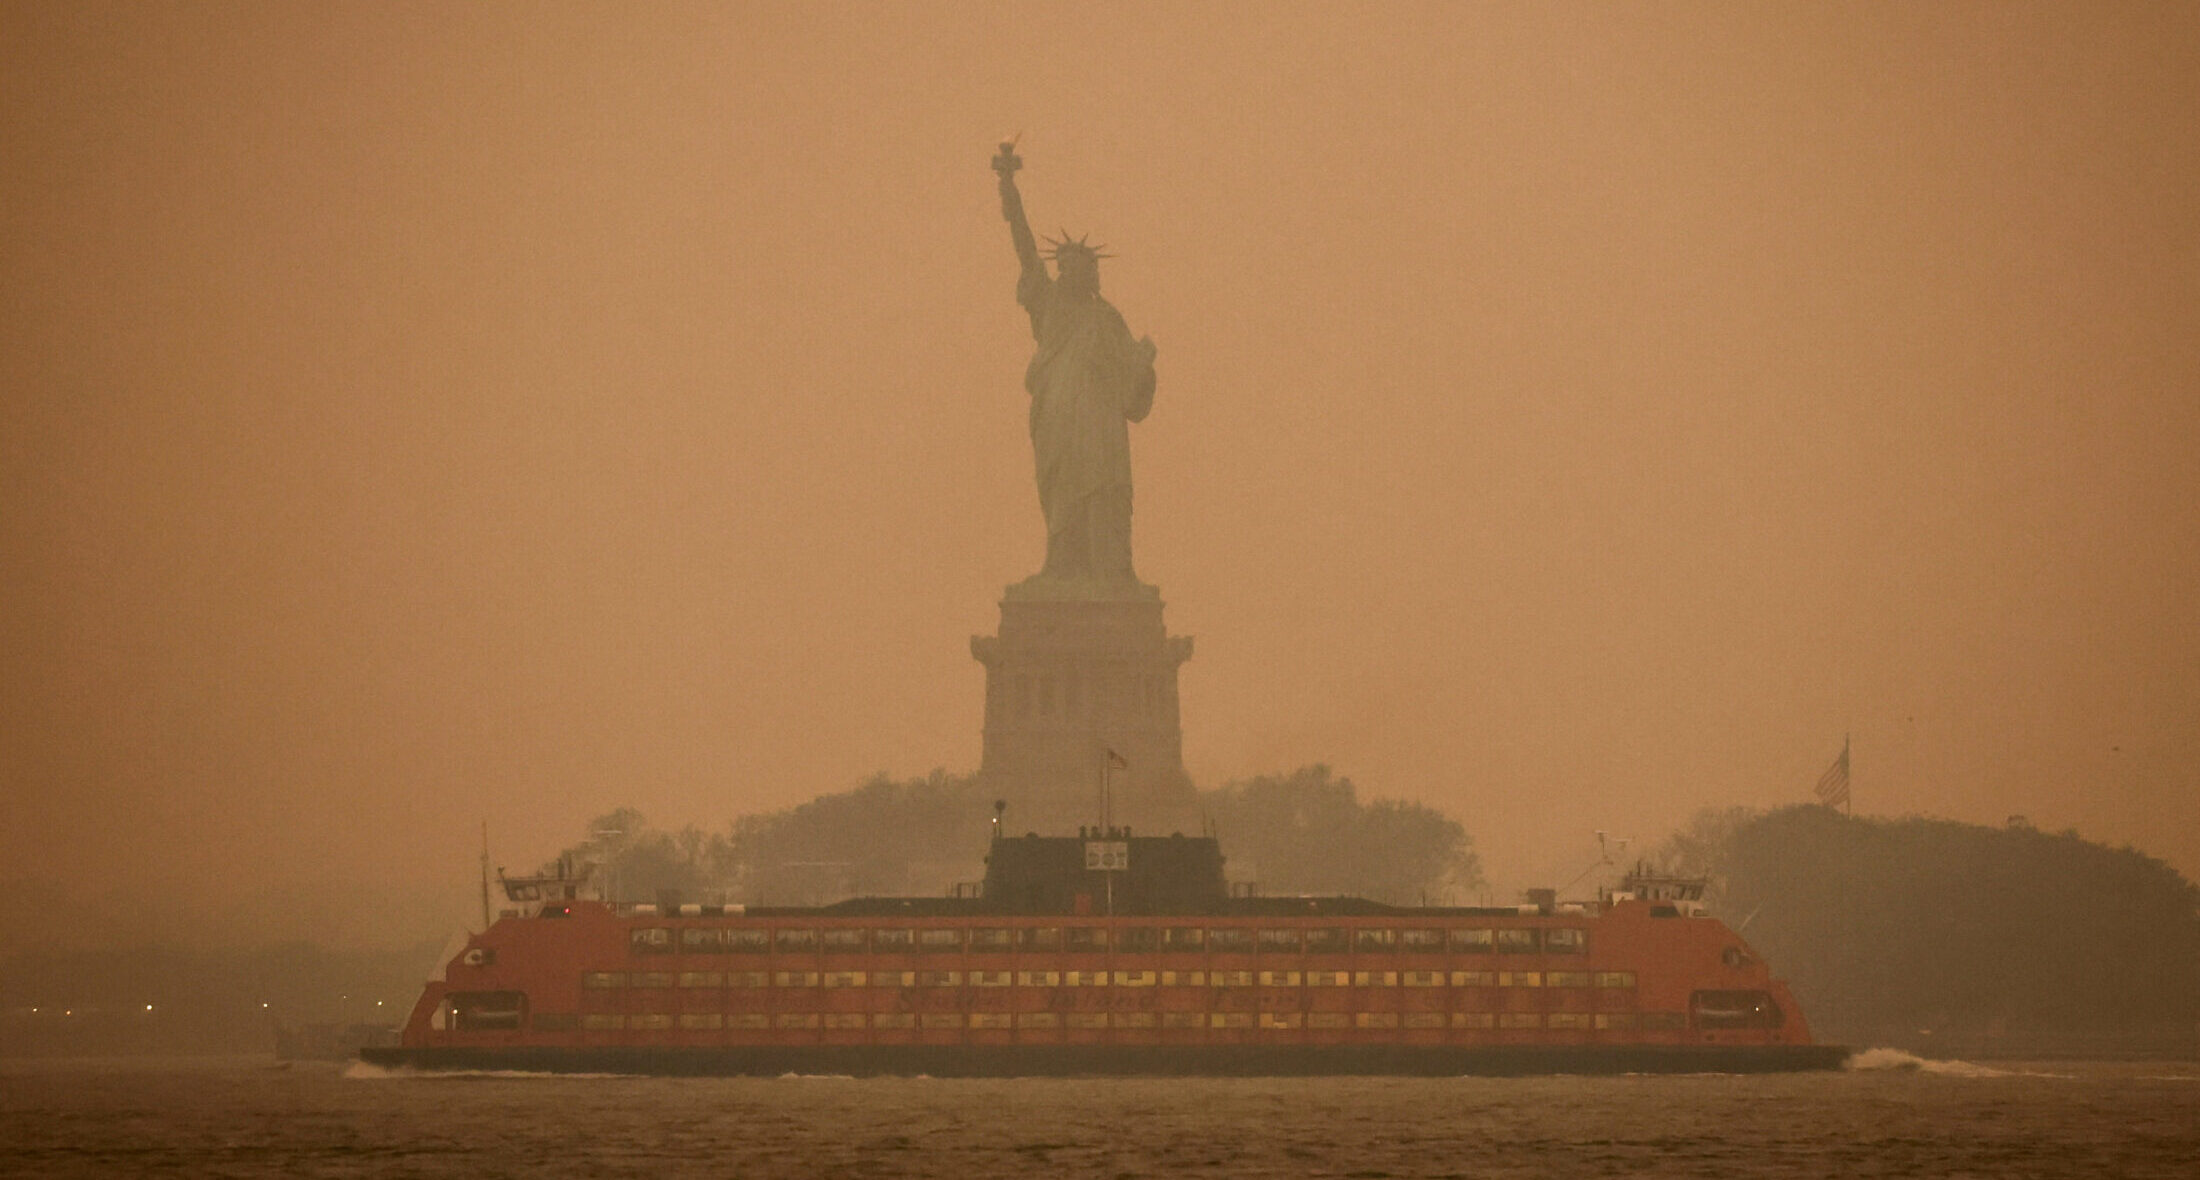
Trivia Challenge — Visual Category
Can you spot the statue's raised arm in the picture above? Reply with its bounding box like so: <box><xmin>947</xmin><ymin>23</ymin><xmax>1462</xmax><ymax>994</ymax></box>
<box><xmin>993</xmin><ymin>139</ymin><xmax>1046</xmax><ymax>293</ymax></box>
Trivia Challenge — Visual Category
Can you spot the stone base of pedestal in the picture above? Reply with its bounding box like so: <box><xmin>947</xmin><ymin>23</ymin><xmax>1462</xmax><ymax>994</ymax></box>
<box><xmin>971</xmin><ymin>585</ymin><xmax>1198</xmax><ymax>836</ymax></box>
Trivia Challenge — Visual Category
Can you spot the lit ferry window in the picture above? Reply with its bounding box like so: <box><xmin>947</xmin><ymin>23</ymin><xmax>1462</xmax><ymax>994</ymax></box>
<box><xmin>680</xmin><ymin>928</ymin><xmax>719</xmax><ymax>953</ymax></box>
<box><xmin>1015</xmin><ymin>927</ymin><xmax>1060</xmax><ymax>951</ymax></box>
<box><xmin>1063</xmin><ymin>927</ymin><xmax>1105</xmax><ymax>953</ymax></box>
<box><xmin>1546</xmin><ymin>928</ymin><xmax>1588</xmax><ymax>954</ymax></box>
<box><xmin>725</xmin><ymin>929</ymin><xmax>769</xmax><ymax>954</ymax></box>
<box><xmin>775</xmin><ymin>929</ymin><xmax>818</xmax><ymax>953</ymax></box>
<box><xmin>1116</xmin><ymin>927</ymin><xmax>1159</xmax><ymax>952</ymax></box>
<box><xmin>1400</xmin><ymin>929</ymin><xmax>1445</xmax><ymax>954</ymax></box>
<box><xmin>1595</xmin><ymin>971</ymin><xmax>1637</xmax><ymax>989</ymax></box>
<box><xmin>822</xmin><ymin>929</ymin><xmax>866</xmax><ymax>954</ymax></box>
<box><xmin>1495</xmin><ymin>929</ymin><xmax>1538</xmax><ymax>954</ymax></box>
<box><xmin>917</xmin><ymin>929</ymin><xmax>963</xmax><ymax>953</ymax></box>
<box><xmin>630</xmin><ymin>928</ymin><xmax>672</xmax><ymax>955</ymax></box>
<box><xmin>1450</xmin><ymin>928</ymin><xmax>1494</xmax><ymax>954</ymax></box>
<box><xmin>969</xmin><ymin>928</ymin><xmax>1013</xmax><ymax>952</ymax></box>
<box><xmin>1257</xmin><ymin>929</ymin><xmax>1302</xmax><ymax>954</ymax></box>
<box><xmin>1162</xmin><ymin>927</ymin><xmax>1205</xmax><ymax>951</ymax></box>
<box><xmin>1208</xmin><ymin>928</ymin><xmax>1254</xmax><ymax>953</ymax></box>
<box><xmin>1547</xmin><ymin>971</ymin><xmax>1591</xmax><ymax>988</ymax></box>
<box><xmin>1354</xmin><ymin>929</ymin><xmax>1396</xmax><ymax>952</ymax></box>
<box><xmin>1305</xmin><ymin>928</ymin><xmax>1349</xmax><ymax>954</ymax></box>
<box><xmin>872</xmin><ymin>929</ymin><xmax>914</xmax><ymax>952</ymax></box>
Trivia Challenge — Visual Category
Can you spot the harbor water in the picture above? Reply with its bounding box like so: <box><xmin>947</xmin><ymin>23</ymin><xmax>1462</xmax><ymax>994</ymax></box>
<box><xmin>2</xmin><ymin>1051</ymin><xmax>2194</xmax><ymax>1178</ymax></box>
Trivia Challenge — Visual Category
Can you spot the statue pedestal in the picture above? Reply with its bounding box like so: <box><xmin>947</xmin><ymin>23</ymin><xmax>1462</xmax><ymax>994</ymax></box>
<box><xmin>971</xmin><ymin>583</ymin><xmax>1197</xmax><ymax>836</ymax></box>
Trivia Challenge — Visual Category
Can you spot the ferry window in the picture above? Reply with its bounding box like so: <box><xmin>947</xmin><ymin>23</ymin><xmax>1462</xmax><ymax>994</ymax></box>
<box><xmin>915</xmin><ymin>971</ymin><xmax>961</xmax><ymax>987</ymax></box>
<box><xmin>917</xmin><ymin>928</ymin><xmax>963</xmax><ymax>953</ymax></box>
<box><xmin>776</xmin><ymin>1013</ymin><xmax>820</xmax><ymax>1029</ymax></box>
<box><xmin>1352</xmin><ymin>971</ymin><xmax>1398</xmax><ymax>987</ymax></box>
<box><xmin>1067</xmin><ymin>1012</ymin><xmax>1108</xmax><ymax>1029</ymax></box>
<box><xmin>1210</xmin><ymin>970</ymin><xmax>1254</xmax><ymax>987</ymax></box>
<box><xmin>1354</xmin><ymin>1012</ymin><xmax>1398</xmax><ymax>1028</ymax></box>
<box><xmin>1403</xmin><ymin>1012</ymin><xmax>1446</xmax><ymax>1028</ymax></box>
<box><xmin>1548</xmin><ymin>1012</ymin><xmax>1592</xmax><ymax>1029</ymax></box>
<box><xmin>1208</xmin><ymin>928</ymin><xmax>1254</xmax><ymax>952</ymax></box>
<box><xmin>970</xmin><ymin>970</ymin><xmax>1012</xmax><ymax>986</ymax></box>
<box><xmin>1450</xmin><ymin>970</ymin><xmax>1494</xmax><ymax>987</ymax></box>
<box><xmin>1162</xmin><ymin>927</ymin><xmax>1205</xmax><ymax>951</ymax></box>
<box><xmin>775</xmin><ymin>929</ymin><xmax>818</xmax><ymax>953</ymax></box>
<box><xmin>922</xmin><ymin>1013</ymin><xmax>965</xmax><ymax>1029</ymax></box>
<box><xmin>1595</xmin><ymin>971</ymin><xmax>1636</xmax><ymax>989</ymax></box>
<box><xmin>1064</xmin><ymin>927</ymin><xmax>1106</xmax><ymax>953</ymax></box>
<box><xmin>1116</xmin><ymin>927</ymin><xmax>1159</xmax><ymax>953</ymax></box>
<box><xmin>870</xmin><ymin>971</ymin><xmax>915</xmax><ymax>987</ymax></box>
<box><xmin>1064</xmin><ymin>970</ymin><xmax>1107</xmax><ymax>987</ymax></box>
<box><xmin>1497</xmin><ymin>1012</ymin><xmax>1541</xmax><ymax>1029</ymax></box>
<box><xmin>679</xmin><ymin>1014</ymin><xmax>723</xmax><ymax>1030</ymax></box>
<box><xmin>1401</xmin><ymin>929</ymin><xmax>1445</xmax><ymax>954</ymax></box>
<box><xmin>1162</xmin><ymin>1012</ymin><xmax>1203</xmax><ymax>1028</ymax></box>
<box><xmin>632</xmin><ymin>1013</ymin><xmax>673</xmax><ymax>1030</ymax></box>
<box><xmin>532</xmin><ymin>1012</ymin><xmax>578</xmax><ymax>1031</ymax></box>
<box><xmin>1307</xmin><ymin>970</ymin><xmax>1349</xmax><ymax>987</ymax></box>
<box><xmin>969</xmin><ymin>928</ymin><xmax>1013</xmax><ymax>952</ymax></box>
<box><xmin>822</xmin><ymin>929</ymin><xmax>867</xmax><ymax>953</ymax></box>
<box><xmin>633</xmin><ymin>972</ymin><xmax>675</xmax><ymax>988</ymax></box>
<box><xmin>1594</xmin><ymin>1013</ymin><xmax>1638</xmax><ymax>1029</ymax></box>
<box><xmin>1495</xmin><ymin>929</ymin><xmax>1538</xmax><ymax>954</ymax></box>
<box><xmin>1016</xmin><ymin>927</ymin><xmax>1060</xmax><ymax>951</ymax></box>
<box><xmin>450</xmin><ymin>990</ymin><xmax>525</xmax><ymax>1031</ymax></box>
<box><xmin>677</xmin><ymin>972</ymin><xmax>723</xmax><ymax>988</ymax></box>
<box><xmin>1304</xmin><ymin>928</ymin><xmax>1349</xmax><ymax>954</ymax></box>
<box><xmin>1160</xmin><ymin>970</ymin><xmax>1205</xmax><ymax>986</ymax></box>
<box><xmin>630</xmin><ymin>927</ymin><xmax>673</xmax><ymax>955</ymax></box>
<box><xmin>1497</xmin><ymin>972</ymin><xmax>1541</xmax><ymax>988</ymax></box>
<box><xmin>1690</xmin><ymin>990</ymin><xmax>1784</xmax><ymax>1030</ymax></box>
<box><xmin>968</xmin><ymin>1013</ymin><xmax>1012</xmax><ymax>1029</ymax></box>
<box><xmin>1402</xmin><ymin>971</ymin><xmax>1444</xmax><ymax>987</ymax></box>
<box><xmin>725</xmin><ymin>929</ymin><xmax>769</xmax><ymax>954</ymax></box>
<box><xmin>772</xmin><ymin>971</ymin><xmax>819</xmax><ymax>987</ymax></box>
<box><xmin>825</xmin><ymin>1013</ymin><xmax>867</xmax><ymax>1029</ymax></box>
<box><xmin>874</xmin><ymin>1013</ymin><xmax>915</xmax><ymax>1028</ymax></box>
<box><xmin>872</xmin><ymin>928</ymin><xmax>914</xmax><ymax>952</ymax></box>
<box><xmin>1450</xmin><ymin>928</ymin><xmax>1494</xmax><ymax>954</ymax></box>
<box><xmin>821</xmin><ymin>971</ymin><xmax>865</xmax><ymax>988</ymax></box>
<box><xmin>1016</xmin><ymin>970</ymin><xmax>1060</xmax><ymax>986</ymax></box>
<box><xmin>1115</xmin><ymin>1012</ymin><xmax>1158</xmax><ymax>1028</ymax></box>
<box><xmin>1257</xmin><ymin>928</ymin><xmax>1302</xmax><ymax>953</ymax></box>
<box><xmin>1546</xmin><ymin>928</ymin><xmax>1587</xmax><ymax>954</ymax></box>
<box><xmin>1258</xmin><ymin>970</ymin><xmax>1301</xmax><ymax>987</ymax></box>
<box><xmin>1259</xmin><ymin>1012</ymin><xmax>1302</xmax><ymax>1029</ymax></box>
<box><xmin>1450</xmin><ymin>1012</ymin><xmax>1494</xmax><ymax>1029</ymax></box>
<box><xmin>580</xmin><ymin>1014</ymin><xmax>623</xmax><ymax>1031</ymax></box>
<box><xmin>1354</xmin><ymin>929</ymin><xmax>1397</xmax><ymax>952</ymax></box>
<box><xmin>728</xmin><ymin>971</ymin><xmax>769</xmax><ymax>989</ymax></box>
<box><xmin>582</xmin><ymin>972</ymin><xmax>626</xmax><ymax>989</ymax></box>
<box><xmin>1547</xmin><ymin>971</ymin><xmax>1591</xmax><ymax>988</ymax></box>
<box><xmin>680</xmin><ymin>928</ymin><xmax>719</xmax><ymax>952</ymax></box>
<box><xmin>1309</xmin><ymin>1012</ymin><xmax>1351</xmax><ymax>1029</ymax></box>
<box><xmin>1017</xmin><ymin>1012</ymin><xmax>1060</xmax><ymax>1028</ymax></box>
<box><xmin>1210</xmin><ymin>1012</ymin><xmax>1252</xmax><ymax>1028</ymax></box>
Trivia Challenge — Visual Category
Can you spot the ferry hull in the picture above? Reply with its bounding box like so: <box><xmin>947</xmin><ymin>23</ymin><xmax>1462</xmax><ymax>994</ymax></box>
<box><xmin>360</xmin><ymin>1042</ymin><xmax>1848</xmax><ymax>1077</ymax></box>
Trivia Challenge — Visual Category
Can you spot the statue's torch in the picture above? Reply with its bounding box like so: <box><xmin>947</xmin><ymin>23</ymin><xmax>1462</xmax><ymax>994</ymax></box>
<box><xmin>992</xmin><ymin>133</ymin><xmax>1023</xmax><ymax>178</ymax></box>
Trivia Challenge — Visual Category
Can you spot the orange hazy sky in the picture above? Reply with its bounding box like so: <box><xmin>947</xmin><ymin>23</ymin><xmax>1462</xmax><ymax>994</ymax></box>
<box><xmin>5</xmin><ymin>2</ymin><xmax>2196</xmax><ymax>947</ymax></box>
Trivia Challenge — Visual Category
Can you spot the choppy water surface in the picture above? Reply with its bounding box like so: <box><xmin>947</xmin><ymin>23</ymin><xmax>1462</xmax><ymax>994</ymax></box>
<box><xmin>2</xmin><ymin>1052</ymin><xmax>2193</xmax><ymax>1178</ymax></box>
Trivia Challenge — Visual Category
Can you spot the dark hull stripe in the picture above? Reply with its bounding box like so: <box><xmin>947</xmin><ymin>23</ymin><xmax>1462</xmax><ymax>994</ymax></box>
<box><xmin>361</xmin><ymin>1043</ymin><xmax>1848</xmax><ymax>1077</ymax></box>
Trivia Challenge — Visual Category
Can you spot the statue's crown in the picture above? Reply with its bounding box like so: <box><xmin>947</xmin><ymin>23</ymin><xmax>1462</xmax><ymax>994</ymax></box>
<box><xmin>1043</xmin><ymin>230</ymin><xmax>1113</xmax><ymax>264</ymax></box>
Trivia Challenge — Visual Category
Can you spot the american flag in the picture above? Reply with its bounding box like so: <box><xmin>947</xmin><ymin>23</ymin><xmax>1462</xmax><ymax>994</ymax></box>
<box><xmin>1814</xmin><ymin>738</ymin><xmax>1851</xmax><ymax>810</ymax></box>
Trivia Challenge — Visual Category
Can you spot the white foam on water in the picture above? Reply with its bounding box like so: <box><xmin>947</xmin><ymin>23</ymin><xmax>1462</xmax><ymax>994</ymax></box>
<box><xmin>340</xmin><ymin>1060</ymin><xmax>640</xmax><ymax>1080</ymax></box>
<box><xmin>1842</xmin><ymin>1048</ymin><xmax>2071</xmax><ymax>1078</ymax></box>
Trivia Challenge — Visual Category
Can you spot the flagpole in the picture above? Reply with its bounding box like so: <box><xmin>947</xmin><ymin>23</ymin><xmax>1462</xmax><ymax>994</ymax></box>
<box><xmin>1844</xmin><ymin>733</ymin><xmax>1852</xmax><ymax>817</ymax></box>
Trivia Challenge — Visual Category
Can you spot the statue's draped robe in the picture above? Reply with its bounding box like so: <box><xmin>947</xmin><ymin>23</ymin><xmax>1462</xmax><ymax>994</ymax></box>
<box><xmin>1018</xmin><ymin>266</ymin><xmax>1155</xmax><ymax>577</ymax></box>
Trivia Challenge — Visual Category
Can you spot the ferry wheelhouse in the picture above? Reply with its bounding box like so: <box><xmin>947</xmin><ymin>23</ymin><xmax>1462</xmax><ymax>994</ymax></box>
<box><xmin>365</xmin><ymin>830</ymin><xmax>1843</xmax><ymax>1075</ymax></box>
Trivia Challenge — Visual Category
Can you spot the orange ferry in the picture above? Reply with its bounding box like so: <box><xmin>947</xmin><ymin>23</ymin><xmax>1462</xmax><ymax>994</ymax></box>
<box><xmin>365</xmin><ymin>828</ymin><xmax>1845</xmax><ymax>1075</ymax></box>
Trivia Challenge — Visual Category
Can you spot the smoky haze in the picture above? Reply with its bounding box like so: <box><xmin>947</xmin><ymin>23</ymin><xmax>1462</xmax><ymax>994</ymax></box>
<box><xmin>3</xmin><ymin>2</ymin><xmax>2196</xmax><ymax>950</ymax></box>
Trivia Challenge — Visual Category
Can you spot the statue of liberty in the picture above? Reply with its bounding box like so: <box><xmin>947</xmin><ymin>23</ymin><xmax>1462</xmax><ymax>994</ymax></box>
<box><xmin>993</xmin><ymin>141</ymin><xmax>1159</xmax><ymax>592</ymax></box>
